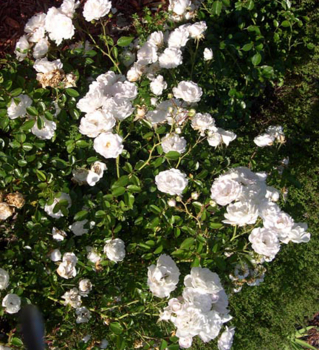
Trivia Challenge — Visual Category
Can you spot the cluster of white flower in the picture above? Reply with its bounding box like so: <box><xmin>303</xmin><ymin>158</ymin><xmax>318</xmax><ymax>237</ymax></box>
<box><xmin>158</xmin><ymin>266</ymin><xmax>233</xmax><ymax>349</ymax></box>
<box><xmin>254</xmin><ymin>125</ymin><xmax>285</xmax><ymax>147</ymax></box>
<box><xmin>210</xmin><ymin>167</ymin><xmax>310</xmax><ymax>262</ymax></box>
<box><xmin>147</xmin><ymin>254</ymin><xmax>180</xmax><ymax>298</ymax></box>
<box><xmin>72</xmin><ymin>161</ymin><xmax>107</xmax><ymax>186</ymax></box>
<box><xmin>76</xmin><ymin>71</ymin><xmax>137</xmax><ymax>158</ymax></box>
<box><xmin>0</xmin><ymin>269</ymin><xmax>21</xmax><ymax>315</ymax></box>
<box><xmin>104</xmin><ymin>238</ymin><xmax>126</xmax><ymax>262</ymax></box>
<box><xmin>57</xmin><ymin>252</ymin><xmax>78</xmax><ymax>279</ymax></box>
<box><xmin>127</xmin><ymin>21</ymin><xmax>207</xmax><ymax>82</ymax></box>
<box><xmin>168</xmin><ymin>0</ymin><xmax>204</xmax><ymax>22</ymax></box>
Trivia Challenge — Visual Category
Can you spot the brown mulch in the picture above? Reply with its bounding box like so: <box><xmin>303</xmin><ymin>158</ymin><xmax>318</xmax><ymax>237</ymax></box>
<box><xmin>0</xmin><ymin>0</ymin><xmax>167</xmax><ymax>57</ymax></box>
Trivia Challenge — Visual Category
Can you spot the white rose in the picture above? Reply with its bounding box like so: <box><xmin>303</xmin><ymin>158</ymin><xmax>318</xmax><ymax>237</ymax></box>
<box><xmin>70</xmin><ymin>220</ymin><xmax>89</xmax><ymax>236</ymax></box>
<box><xmin>147</xmin><ymin>254</ymin><xmax>180</xmax><ymax>298</ymax></box>
<box><xmin>44</xmin><ymin>192</ymin><xmax>71</xmax><ymax>219</ymax></box>
<box><xmin>57</xmin><ymin>252</ymin><xmax>77</xmax><ymax>279</ymax></box>
<box><xmin>187</xmin><ymin>21</ymin><xmax>207</xmax><ymax>39</ymax></box>
<box><xmin>45</xmin><ymin>7</ymin><xmax>75</xmax><ymax>45</ymax></box>
<box><xmin>217</xmin><ymin>128</ymin><xmax>237</xmax><ymax>146</ymax></box>
<box><xmin>150</xmin><ymin>75</ymin><xmax>167</xmax><ymax>96</ymax></box>
<box><xmin>207</xmin><ymin>132</ymin><xmax>222</xmax><ymax>147</ymax></box>
<box><xmin>184</xmin><ymin>267</ymin><xmax>223</xmax><ymax>294</ymax></box>
<box><xmin>182</xmin><ymin>288</ymin><xmax>213</xmax><ymax>313</ymax></box>
<box><xmin>104</xmin><ymin>238</ymin><xmax>126</xmax><ymax>262</ymax></box>
<box><xmin>137</xmin><ymin>42</ymin><xmax>158</xmax><ymax>64</ymax></box>
<box><xmin>79</xmin><ymin>279</ymin><xmax>92</xmax><ymax>296</ymax></box>
<box><xmin>179</xmin><ymin>337</ymin><xmax>193</xmax><ymax>349</ymax></box>
<box><xmin>173</xmin><ymin>81</ymin><xmax>202</xmax><ymax>103</ymax></box>
<box><xmin>52</xmin><ymin>227</ymin><xmax>67</xmax><ymax>241</ymax></box>
<box><xmin>62</xmin><ymin>288</ymin><xmax>82</xmax><ymax>308</ymax></box>
<box><xmin>159</xmin><ymin>48</ymin><xmax>183</xmax><ymax>69</ymax></box>
<box><xmin>204</xmin><ymin>48</ymin><xmax>213</xmax><ymax>61</ymax></box>
<box><xmin>229</xmin><ymin>166</ymin><xmax>267</xmax><ymax>185</ymax></box>
<box><xmin>111</xmin><ymin>81</ymin><xmax>137</xmax><ymax>100</ymax></box>
<box><xmin>248</xmin><ymin>227</ymin><xmax>280</xmax><ymax>260</ymax></box>
<box><xmin>168</xmin><ymin>199</ymin><xmax>176</xmax><ymax>207</ymax></box>
<box><xmin>7</xmin><ymin>94</ymin><xmax>32</xmax><ymax>119</ymax></box>
<box><xmin>281</xmin><ymin>222</ymin><xmax>311</xmax><ymax>244</ymax></box>
<box><xmin>86</xmin><ymin>246</ymin><xmax>101</xmax><ymax>263</ymax></box>
<box><xmin>50</xmin><ymin>249</ymin><xmax>62</xmax><ymax>262</ymax></box>
<box><xmin>14</xmin><ymin>35</ymin><xmax>30</xmax><ymax>61</ymax></box>
<box><xmin>126</xmin><ymin>62</ymin><xmax>144</xmax><ymax>82</ymax></box>
<box><xmin>0</xmin><ymin>269</ymin><xmax>9</xmax><ymax>290</ymax></box>
<box><xmin>76</xmin><ymin>306</ymin><xmax>91</xmax><ymax>323</ymax></box>
<box><xmin>265</xmin><ymin>186</ymin><xmax>280</xmax><ymax>202</ymax></box>
<box><xmin>103</xmin><ymin>97</ymin><xmax>134</xmax><ymax>121</ymax></box>
<box><xmin>93</xmin><ymin>132</ymin><xmax>124</xmax><ymax>159</ymax></box>
<box><xmin>263</xmin><ymin>211</ymin><xmax>294</xmax><ymax>241</ymax></box>
<box><xmin>161</xmin><ymin>133</ymin><xmax>187</xmax><ymax>154</ymax></box>
<box><xmin>0</xmin><ymin>203</ymin><xmax>14</xmax><ymax>221</ymax></box>
<box><xmin>210</xmin><ymin>175</ymin><xmax>243</xmax><ymax>206</ymax></box>
<box><xmin>147</xmin><ymin>31</ymin><xmax>164</xmax><ymax>48</ymax></box>
<box><xmin>77</xmin><ymin>89</ymin><xmax>107</xmax><ymax>114</ymax></box>
<box><xmin>155</xmin><ymin>169</ymin><xmax>188</xmax><ymax>196</ymax></box>
<box><xmin>33</xmin><ymin>38</ymin><xmax>49</xmax><ymax>59</ymax></box>
<box><xmin>2</xmin><ymin>294</ymin><xmax>21</xmax><ymax>314</ymax></box>
<box><xmin>83</xmin><ymin>0</ymin><xmax>112</xmax><ymax>21</ymax></box>
<box><xmin>25</xmin><ymin>13</ymin><xmax>46</xmax><ymax>43</ymax></box>
<box><xmin>146</xmin><ymin>100</ymin><xmax>172</xmax><ymax>125</ymax></box>
<box><xmin>218</xmin><ymin>326</ymin><xmax>236</xmax><ymax>350</ymax></box>
<box><xmin>198</xmin><ymin>310</ymin><xmax>223</xmax><ymax>342</ymax></box>
<box><xmin>191</xmin><ymin>113</ymin><xmax>215</xmax><ymax>136</ymax></box>
<box><xmin>34</xmin><ymin>58</ymin><xmax>63</xmax><ymax>74</ymax></box>
<box><xmin>87</xmin><ymin>161</ymin><xmax>107</xmax><ymax>186</ymax></box>
<box><xmin>168</xmin><ymin>298</ymin><xmax>184</xmax><ymax>313</ymax></box>
<box><xmin>169</xmin><ymin>0</ymin><xmax>191</xmax><ymax>15</ymax></box>
<box><xmin>223</xmin><ymin>200</ymin><xmax>258</xmax><ymax>227</ymax></box>
<box><xmin>254</xmin><ymin>133</ymin><xmax>275</xmax><ymax>147</ymax></box>
<box><xmin>168</xmin><ymin>27</ymin><xmax>189</xmax><ymax>48</ymax></box>
<box><xmin>266</xmin><ymin>125</ymin><xmax>285</xmax><ymax>140</ymax></box>
<box><xmin>79</xmin><ymin>111</ymin><xmax>116</xmax><ymax>138</ymax></box>
<box><xmin>174</xmin><ymin>306</ymin><xmax>206</xmax><ymax>338</ymax></box>
<box><xmin>61</xmin><ymin>0</ymin><xmax>80</xmax><ymax>18</ymax></box>
<box><xmin>31</xmin><ymin>116</ymin><xmax>57</xmax><ymax>140</ymax></box>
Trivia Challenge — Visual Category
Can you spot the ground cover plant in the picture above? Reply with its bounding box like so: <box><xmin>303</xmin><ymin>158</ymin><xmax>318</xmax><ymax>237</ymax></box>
<box><xmin>0</xmin><ymin>0</ymin><xmax>318</xmax><ymax>349</ymax></box>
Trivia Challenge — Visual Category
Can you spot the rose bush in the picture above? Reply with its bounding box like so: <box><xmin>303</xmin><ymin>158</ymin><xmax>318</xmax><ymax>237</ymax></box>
<box><xmin>0</xmin><ymin>0</ymin><xmax>314</xmax><ymax>349</ymax></box>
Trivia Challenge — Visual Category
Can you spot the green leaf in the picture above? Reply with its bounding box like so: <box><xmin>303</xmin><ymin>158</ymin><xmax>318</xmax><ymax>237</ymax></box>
<box><xmin>22</xmin><ymin>143</ymin><xmax>33</xmax><ymax>151</ymax></box>
<box><xmin>110</xmin><ymin>322</ymin><xmax>123</xmax><ymax>335</ymax></box>
<box><xmin>95</xmin><ymin>210</ymin><xmax>106</xmax><ymax>218</ymax></box>
<box><xmin>245</xmin><ymin>0</ymin><xmax>254</xmax><ymax>10</ymax></box>
<box><xmin>127</xmin><ymin>185</ymin><xmax>141</xmax><ymax>193</ymax></box>
<box><xmin>66</xmin><ymin>88</ymin><xmax>80</xmax><ymax>97</ymax></box>
<box><xmin>149</xmin><ymin>204</ymin><xmax>161</xmax><ymax>214</ymax></box>
<box><xmin>210</xmin><ymin>222</ymin><xmax>223</xmax><ymax>229</ymax></box>
<box><xmin>20</xmin><ymin>119</ymin><xmax>36</xmax><ymax>130</ymax></box>
<box><xmin>74</xmin><ymin>210</ymin><xmax>88</xmax><ymax>221</ymax></box>
<box><xmin>165</xmin><ymin>151</ymin><xmax>180</xmax><ymax>160</ymax></box>
<box><xmin>117</xmin><ymin>36</ymin><xmax>134</xmax><ymax>47</ymax></box>
<box><xmin>75</xmin><ymin>140</ymin><xmax>90</xmax><ymax>148</ymax></box>
<box><xmin>180</xmin><ymin>237</ymin><xmax>195</xmax><ymax>250</ymax></box>
<box><xmin>281</xmin><ymin>20</ymin><xmax>291</xmax><ymax>28</ymax></box>
<box><xmin>112</xmin><ymin>187</ymin><xmax>126</xmax><ymax>197</ymax></box>
<box><xmin>212</xmin><ymin>1</ymin><xmax>223</xmax><ymax>16</ymax></box>
<box><xmin>252</xmin><ymin>52</ymin><xmax>262</xmax><ymax>66</ymax></box>
<box><xmin>11</xmin><ymin>337</ymin><xmax>24</xmax><ymax>346</ymax></box>
<box><xmin>242</xmin><ymin>43</ymin><xmax>253</xmax><ymax>51</ymax></box>
<box><xmin>26</xmin><ymin>106</ymin><xmax>38</xmax><ymax>116</ymax></box>
<box><xmin>36</xmin><ymin>169</ymin><xmax>46</xmax><ymax>181</ymax></box>
<box><xmin>160</xmin><ymin>340</ymin><xmax>168</xmax><ymax>350</ymax></box>
<box><xmin>10</xmin><ymin>88</ymin><xmax>23</xmax><ymax>97</ymax></box>
<box><xmin>112</xmin><ymin>175</ymin><xmax>129</xmax><ymax>188</ymax></box>
<box><xmin>294</xmin><ymin>339</ymin><xmax>317</xmax><ymax>350</ymax></box>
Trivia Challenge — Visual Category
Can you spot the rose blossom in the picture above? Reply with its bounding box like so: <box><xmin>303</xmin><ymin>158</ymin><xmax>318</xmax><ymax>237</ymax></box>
<box><xmin>187</xmin><ymin>21</ymin><xmax>207</xmax><ymax>39</ymax></box>
<box><xmin>62</xmin><ymin>288</ymin><xmax>82</xmax><ymax>308</ymax></box>
<box><xmin>52</xmin><ymin>227</ymin><xmax>67</xmax><ymax>241</ymax></box>
<box><xmin>254</xmin><ymin>133</ymin><xmax>275</xmax><ymax>147</ymax></box>
<box><xmin>70</xmin><ymin>220</ymin><xmax>89</xmax><ymax>236</ymax></box>
<box><xmin>218</xmin><ymin>326</ymin><xmax>236</xmax><ymax>350</ymax></box>
<box><xmin>161</xmin><ymin>133</ymin><xmax>187</xmax><ymax>154</ymax></box>
<box><xmin>50</xmin><ymin>249</ymin><xmax>62</xmax><ymax>262</ymax></box>
<box><xmin>2</xmin><ymin>294</ymin><xmax>21</xmax><ymax>314</ymax></box>
<box><xmin>223</xmin><ymin>200</ymin><xmax>258</xmax><ymax>226</ymax></box>
<box><xmin>280</xmin><ymin>222</ymin><xmax>311</xmax><ymax>244</ymax></box>
<box><xmin>83</xmin><ymin>0</ymin><xmax>112</xmax><ymax>22</ymax></box>
<box><xmin>168</xmin><ymin>27</ymin><xmax>189</xmax><ymax>48</ymax></box>
<box><xmin>93</xmin><ymin>133</ymin><xmax>124</xmax><ymax>159</ymax></box>
<box><xmin>104</xmin><ymin>238</ymin><xmax>126</xmax><ymax>262</ymax></box>
<box><xmin>150</xmin><ymin>75</ymin><xmax>167</xmax><ymax>96</ymax></box>
<box><xmin>31</xmin><ymin>116</ymin><xmax>57</xmax><ymax>140</ymax></box>
<box><xmin>248</xmin><ymin>227</ymin><xmax>280</xmax><ymax>260</ymax></box>
<box><xmin>169</xmin><ymin>0</ymin><xmax>191</xmax><ymax>15</ymax></box>
<box><xmin>79</xmin><ymin>111</ymin><xmax>116</xmax><ymax>138</ymax></box>
<box><xmin>44</xmin><ymin>192</ymin><xmax>71</xmax><ymax>219</ymax></box>
<box><xmin>33</xmin><ymin>38</ymin><xmax>49</xmax><ymax>59</ymax></box>
<box><xmin>204</xmin><ymin>48</ymin><xmax>213</xmax><ymax>61</ymax></box>
<box><xmin>7</xmin><ymin>94</ymin><xmax>32</xmax><ymax>119</ymax></box>
<box><xmin>0</xmin><ymin>203</ymin><xmax>14</xmax><ymax>221</ymax></box>
<box><xmin>159</xmin><ymin>48</ymin><xmax>183</xmax><ymax>69</ymax></box>
<box><xmin>147</xmin><ymin>254</ymin><xmax>180</xmax><ymax>298</ymax></box>
<box><xmin>210</xmin><ymin>175</ymin><xmax>243</xmax><ymax>206</ymax></box>
<box><xmin>184</xmin><ymin>267</ymin><xmax>223</xmax><ymax>294</ymax></box>
<box><xmin>0</xmin><ymin>269</ymin><xmax>9</xmax><ymax>290</ymax></box>
<box><xmin>25</xmin><ymin>13</ymin><xmax>46</xmax><ymax>43</ymax></box>
<box><xmin>191</xmin><ymin>113</ymin><xmax>215</xmax><ymax>136</ymax></box>
<box><xmin>155</xmin><ymin>169</ymin><xmax>188</xmax><ymax>196</ymax></box>
<box><xmin>79</xmin><ymin>279</ymin><xmax>92</xmax><ymax>296</ymax></box>
<box><xmin>173</xmin><ymin>81</ymin><xmax>203</xmax><ymax>103</ymax></box>
<box><xmin>14</xmin><ymin>35</ymin><xmax>30</xmax><ymax>61</ymax></box>
<box><xmin>45</xmin><ymin>7</ymin><xmax>75</xmax><ymax>45</ymax></box>
<box><xmin>76</xmin><ymin>306</ymin><xmax>91</xmax><ymax>323</ymax></box>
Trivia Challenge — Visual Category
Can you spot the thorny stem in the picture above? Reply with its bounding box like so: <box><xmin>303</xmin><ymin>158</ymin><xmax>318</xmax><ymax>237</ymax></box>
<box><xmin>176</xmin><ymin>136</ymin><xmax>205</xmax><ymax>168</ymax></box>
<box><xmin>180</xmin><ymin>200</ymin><xmax>201</xmax><ymax>229</ymax></box>
<box><xmin>138</xmin><ymin>142</ymin><xmax>161</xmax><ymax>171</ymax></box>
